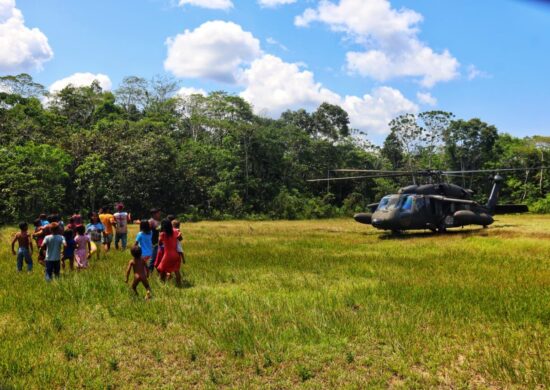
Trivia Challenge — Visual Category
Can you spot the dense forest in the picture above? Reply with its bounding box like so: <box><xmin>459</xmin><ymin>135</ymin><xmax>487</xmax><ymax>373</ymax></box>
<box><xmin>1</xmin><ymin>73</ymin><xmax>549</xmax><ymax>223</ymax></box>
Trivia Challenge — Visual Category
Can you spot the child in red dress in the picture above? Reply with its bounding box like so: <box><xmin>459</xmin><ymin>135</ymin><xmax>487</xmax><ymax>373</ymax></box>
<box><xmin>157</xmin><ymin>219</ymin><xmax>182</xmax><ymax>286</ymax></box>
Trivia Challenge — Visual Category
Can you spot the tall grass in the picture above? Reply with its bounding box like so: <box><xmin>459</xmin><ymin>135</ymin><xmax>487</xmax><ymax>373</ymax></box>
<box><xmin>0</xmin><ymin>215</ymin><xmax>548</xmax><ymax>388</ymax></box>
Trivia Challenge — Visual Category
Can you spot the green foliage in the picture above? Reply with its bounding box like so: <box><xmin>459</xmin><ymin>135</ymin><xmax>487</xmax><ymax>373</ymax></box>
<box><xmin>0</xmin><ymin>73</ymin><xmax>548</xmax><ymax>223</ymax></box>
<box><xmin>531</xmin><ymin>195</ymin><xmax>550</xmax><ymax>213</ymax></box>
<box><xmin>0</xmin><ymin>143</ymin><xmax>71</xmax><ymax>221</ymax></box>
<box><xmin>75</xmin><ymin>154</ymin><xmax>109</xmax><ymax>211</ymax></box>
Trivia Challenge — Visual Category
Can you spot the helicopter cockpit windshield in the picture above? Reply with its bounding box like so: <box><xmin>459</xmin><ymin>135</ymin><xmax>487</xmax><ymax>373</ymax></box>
<box><xmin>377</xmin><ymin>195</ymin><xmax>402</xmax><ymax>211</ymax></box>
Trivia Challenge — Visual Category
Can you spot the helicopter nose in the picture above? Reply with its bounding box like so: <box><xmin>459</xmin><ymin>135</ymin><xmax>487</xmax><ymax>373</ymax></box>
<box><xmin>371</xmin><ymin>218</ymin><xmax>386</xmax><ymax>229</ymax></box>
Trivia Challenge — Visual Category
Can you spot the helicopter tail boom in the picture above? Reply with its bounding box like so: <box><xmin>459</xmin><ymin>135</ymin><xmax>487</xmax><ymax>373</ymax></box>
<box><xmin>486</xmin><ymin>175</ymin><xmax>504</xmax><ymax>214</ymax></box>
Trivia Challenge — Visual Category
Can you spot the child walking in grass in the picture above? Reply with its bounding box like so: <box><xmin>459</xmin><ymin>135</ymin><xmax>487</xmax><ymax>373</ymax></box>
<box><xmin>171</xmin><ymin>219</ymin><xmax>185</xmax><ymax>265</ymax></box>
<box><xmin>33</xmin><ymin>222</ymin><xmax>50</xmax><ymax>267</ymax></box>
<box><xmin>41</xmin><ymin>223</ymin><xmax>66</xmax><ymax>281</ymax></box>
<box><xmin>126</xmin><ymin>245</ymin><xmax>151</xmax><ymax>300</ymax></box>
<box><xmin>62</xmin><ymin>229</ymin><xmax>76</xmax><ymax>271</ymax></box>
<box><xmin>135</xmin><ymin>220</ymin><xmax>153</xmax><ymax>276</ymax></box>
<box><xmin>11</xmin><ymin>222</ymin><xmax>33</xmax><ymax>272</ymax></box>
<box><xmin>86</xmin><ymin>212</ymin><xmax>104</xmax><ymax>260</ymax></box>
<box><xmin>74</xmin><ymin>225</ymin><xmax>91</xmax><ymax>269</ymax></box>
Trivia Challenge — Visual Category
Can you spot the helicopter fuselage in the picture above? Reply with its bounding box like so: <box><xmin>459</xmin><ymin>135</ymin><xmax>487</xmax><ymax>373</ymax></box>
<box><xmin>363</xmin><ymin>193</ymin><xmax>493</xmax><ymax>232</ymax></box>
<box><xmin>353</xmin><ymin>179</ymin><xmax>502</xmax><ymax>233</ymax></box>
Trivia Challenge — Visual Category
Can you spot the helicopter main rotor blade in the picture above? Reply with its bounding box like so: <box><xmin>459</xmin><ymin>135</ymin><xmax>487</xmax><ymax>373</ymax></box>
<box><xmin>442</xmin><ymin>167</ymin><xmax>550</xmax><ymax>175</ymax></box>
<box><xmin>308</xmin><ymin>167</ymin><xmax>550</xmax><ymax>183</ymax></box>
<box><xmin>331</xmin><ymin>169</ymin><xmax>410</xmax><ymax>174</ymax></box>
<box><xmin>307</xmin><ymin>173</ymin><xmax>413</xmax><ymax>182</ymax></box>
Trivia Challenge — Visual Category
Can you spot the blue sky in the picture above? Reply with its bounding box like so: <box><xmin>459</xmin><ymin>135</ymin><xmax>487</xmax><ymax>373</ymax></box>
<box><xmin>2</xmin><ymin>0</ymin><xmax>550</xmax><ymax>143</ymax></box>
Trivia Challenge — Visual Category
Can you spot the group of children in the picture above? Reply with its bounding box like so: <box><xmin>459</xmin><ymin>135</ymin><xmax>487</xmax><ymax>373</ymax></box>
<box><xmin>10</xmin><ymin>206</ymin><xmax>186</xmax><ymax>299</ymax></box>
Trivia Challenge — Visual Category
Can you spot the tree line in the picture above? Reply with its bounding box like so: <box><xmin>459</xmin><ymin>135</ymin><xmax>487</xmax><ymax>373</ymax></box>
<box><xmin>1</xmin><ymin>73</ymin><xmax>549</xmax><ymax>224</ymax></box>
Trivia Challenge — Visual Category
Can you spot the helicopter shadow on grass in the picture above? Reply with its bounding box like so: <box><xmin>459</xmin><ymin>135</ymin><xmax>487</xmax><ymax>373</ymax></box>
<box><xmin>377</xmin><ymin>228</ymin><xmax>490</xmax><ymax>241</ymax></box>
<box><xmin>376</xmin><ymin>223</ymin><xmax>522</xmax><ymax>240</ymax></box>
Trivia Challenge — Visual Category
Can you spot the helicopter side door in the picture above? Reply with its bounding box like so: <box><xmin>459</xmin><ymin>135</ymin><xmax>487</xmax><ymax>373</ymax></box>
<box><xmin>411</xmin><ymin>196</ymin><xmax>432</xmax><ymax>228</ymax></box>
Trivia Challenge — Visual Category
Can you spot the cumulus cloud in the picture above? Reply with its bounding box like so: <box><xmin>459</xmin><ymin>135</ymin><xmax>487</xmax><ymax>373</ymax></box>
<box><xmin>341</xmin><ymin>87</ymin><xmax>419</xmax><ymax>135</ymax></box>
<box><xmin>0</xmin><ymin>0</ymin><xmax>53</xmax><ymax>73</ymax></box>
<box><xmin>49</xmin><ymin>72</ymin><xmax>112</xmax><ymax>93</ymax></box>
<box><xmin>164</xmin><ymin>21</ymin><xmax>262</xmax><ymax>83</ymax></box>
<box><xmin>178</xmin><ymin>0</ymin><xmax>233</xmax><ymax>9</ymax></box>
<box><xmin>239</xmin><ymin>54</ymin><xmax>340</xmax><ymax>115</ymax></box>
<box><xmin>295</xmin><ymin>0</ymin><xmax>459</xmax><ymax>88</ymax></box>
<box><xmin>239</xmin><ymin>54</ymin><xmax>417</xmax><ymax>135</ymax></box>
<box><xmin>258</xmin><ymin>0</ymin><xmax>297</xmax><ymax>7</ymax></box>
<box><xmin>416</xmin><ymin>91</ymin><xmax>437</xmax><ymax>106</ymax></box>
<box><xmin>164</xmin><ymin>20</ymin><xmax>416</xmax><ymax>135</ymax></box>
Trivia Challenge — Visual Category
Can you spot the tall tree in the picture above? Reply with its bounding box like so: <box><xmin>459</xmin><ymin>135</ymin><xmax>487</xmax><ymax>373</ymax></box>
<box><xmin>388</xmin><ymin>113</ymin><xmax>423</xmax><ymax>183</ymax></box>
<box><xmin>0</xmin><ymin>74</ymin><xmax>46</xmax><ymax>98</ymax></box>
<box><xmin>312</xmin><ymin>102</ymin><xmax>351</xmax><ymax>140</ymax></box>
<box><xmin>381</xmin><ymin>129</ymin><xmax>404</xmax><ymax>170</ymax></box>
<box><xmin>418</xmin><ymin>111</ymin><xmax>454</xmax><ymax>169</ymax></box>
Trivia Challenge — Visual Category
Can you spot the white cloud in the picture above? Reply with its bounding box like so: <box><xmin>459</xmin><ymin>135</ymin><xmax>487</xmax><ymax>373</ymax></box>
<box><xmin>0</xmin><ymin>0</ymin><xmax>53</xmax><ymax>73</ymax></box>
<box><xmin>164</xmin><ymin>21</ymin><xmax>261</xmax><ymax>83</ymax></box>
<box><xmin>416</xmin><ymin>91</ymin><xmax>437</xmax><ymax>106</ymax></box>
<box><xmin>163</xmin><ymin>20</ymin><xmax>416</xmax><ymax>136</ymax></box>
<box><xmin>295</xmin><ymin>0</ymin><xmax>459</xmax><ymax>88</ymax></box>
<box><xmin>258</xmin><ymin>0</ymin><xmax>296</xmax><ymax>7</ymax></box>
<box><xmin>49</xmin><ymin>73</ymin><xmax>112</xmax><ymax>93</ymax></box>
<box><xmin>177</xmin><ymin>86</ymin><xmax>207</xmax><ymax>96</ymax></box>
<box><xmin>341</xmin><ymin>87</ymin><xmax>419</xmax><ymax>135</ymax></box>
<box><xmin>178</xmin><ymin>0</ymin><xmax>233</xmax><ymax>10</ymax></box>
<box><xmin>239</xmin><ymin>54</ymin><xmax>340</xmax><ymax>116</ymax></box>
<box><xmin>239</xmin><ymin>54</ymin><xmax>417</xmax><ymax>135</ymax></box>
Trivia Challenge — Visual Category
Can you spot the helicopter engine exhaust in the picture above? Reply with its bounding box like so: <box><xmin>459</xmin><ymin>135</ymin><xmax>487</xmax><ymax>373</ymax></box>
<box><xmin>354</xmin><ymin>213</ymin><xmax>372</xmax><ymax>225</ymax></box>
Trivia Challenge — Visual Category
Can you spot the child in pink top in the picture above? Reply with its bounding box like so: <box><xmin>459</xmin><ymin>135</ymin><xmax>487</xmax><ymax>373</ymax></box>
<box><xmin>74</xmin><ymin>225</ymin><xmax>91</xmax><ymax>269</ymax></box>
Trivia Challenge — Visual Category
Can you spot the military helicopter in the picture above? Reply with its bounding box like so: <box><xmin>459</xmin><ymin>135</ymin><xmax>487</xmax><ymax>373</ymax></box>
<box><xmin>308</xmin><ymin>168</ymin><xmax>548</xmax><ymax>234</ymax></box>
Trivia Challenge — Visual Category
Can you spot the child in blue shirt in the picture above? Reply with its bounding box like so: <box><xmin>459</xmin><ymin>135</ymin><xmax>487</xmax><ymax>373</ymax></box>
<box><xmin>135</xmin><ymin>220</ymin><xmax>153</xmax><ymax>275</ymax></box>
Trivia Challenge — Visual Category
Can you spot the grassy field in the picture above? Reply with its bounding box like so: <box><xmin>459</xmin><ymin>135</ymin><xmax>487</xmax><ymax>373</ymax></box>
<box><xmin>0</xmin><ymin>215</ymin><xmax>549</xmax><ymax>389</ymax></box>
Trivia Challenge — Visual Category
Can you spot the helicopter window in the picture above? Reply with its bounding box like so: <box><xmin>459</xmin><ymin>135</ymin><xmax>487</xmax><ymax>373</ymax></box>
<box><xmin>401</xmin><ymin>196</ymin><xmax>413</xmax><ymax>211</ymax></box>
<box><xmin>377</xmin><ymin>196</ymin><xmax>390</xmax><ymax>210</ymax></box>
<box><xmin>377</xmin><ymin>195</ymin><xmax>401</xmax><ymax>211</ymax></box>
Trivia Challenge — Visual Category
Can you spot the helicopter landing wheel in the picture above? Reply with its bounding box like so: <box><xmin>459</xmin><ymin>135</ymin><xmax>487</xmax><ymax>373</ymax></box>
<box><xmin>391</xmin><ymin>229</ymin><xmax>403</xmax><ymax>235</ymax></box>
<box><xmin>437</xmin><ymin>224</ymin><xmax>447</xmax><ymax>234</ymax></box>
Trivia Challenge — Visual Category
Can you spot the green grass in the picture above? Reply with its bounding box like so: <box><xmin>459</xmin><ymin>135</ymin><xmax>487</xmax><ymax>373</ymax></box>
<box><xmin>1</xmin><ymin>215</ymin><xmax>549</xmax><ymax>389</ymax></box>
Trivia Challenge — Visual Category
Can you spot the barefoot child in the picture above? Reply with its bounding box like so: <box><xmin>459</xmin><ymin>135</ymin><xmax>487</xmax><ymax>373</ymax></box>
<box><xmin>126</xmin><ymin>246</ymin><xmax>151</xmax><ymax>299</ymax></box>
<box><xmin>135</xmin><ymin>220</ymin><xmax>153</xmax><ymax>276</ymax></box>
<box><xmin>11</xmin><ymin>222</ymin><xmax>33</xmax><ymax>272</ymax></box>
<box><xmin>74</xmin><ymin>225</ymin><xmax>91</xmax><ymax>269</ymax></box>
